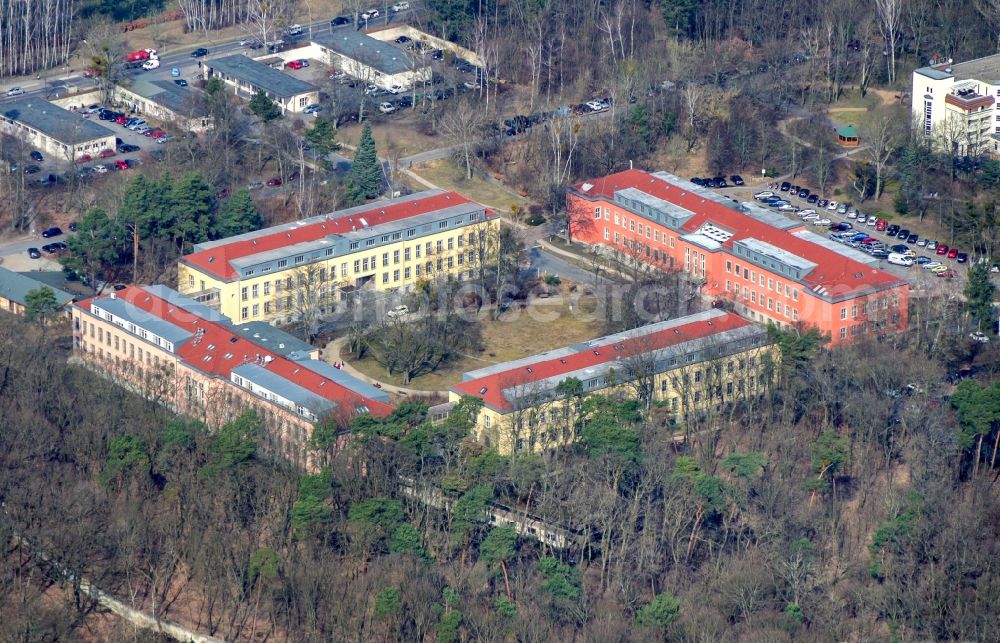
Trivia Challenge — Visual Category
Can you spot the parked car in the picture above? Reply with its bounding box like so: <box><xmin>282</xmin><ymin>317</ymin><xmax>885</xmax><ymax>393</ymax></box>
<box><xmin>27</xmin><ymin>247</ymin><xmax>40</xmax><ymax>259</ymax></box>
<box><xmin>142</xmin><ymin>58</ymin><xmax>160</xmax><ymax>70</ymax></box>
<box><xmin>361</xmin><ymin>8</ymin><xmax>380</xmax><ymax>20</ymax></box>
<box><xmin>806</xmin><ymin>194</ymin><xmax>819</xmax><ymax>204</ymax></box>
<box><xmin>947</xmin><ymin>248</ymin><xmax>959</xmax><ymax>259</ymax></box>
<box><xmin>379</xmin><ymin>102</ymin><xmax>397</xmax><ymax>114</ymax></box>
<box><xmin>331</xmin><ymin>15</ymin><xmax>352</xmax><ymax>25</ymax></box>
<box><xmin>816</xmin><ymin>199</ymin><xmax>828</xmax><ymax>208</ymax></box>
<box><xmin>730</xmin><ymin>175</ymin><xmax>745</xmax><ymax>186</ymax></box>
<box><xmin>23</xmin><ymin>164</ymin><xmax>40</xmax><ymax>174</ymax></box>
<box><xmin>285</xmin><ymin>24</ymin><xmax>303</xmax><ymax>36</ymax></box>
<box><xmin>922</xmin><ymin>261</ymin><xmax>942</xmax><ymax>270</ymax></box>
<box><xmin>906</xmin><ymin>234</ymin><xmax>919</xmax><ymax>244</ymax></box>
<box><xmin>266</xmin><ymin>177</ymin><xmax>282</xmax><ymax>186</ymax></box>
<box><xmin>286</xmin><ymin>59</ymin><xmax>305</xmax><ymax>70</ymax></box>
<box><xmin>789</xmin><ymin>185</ymin><xmax>799</xmax><ymax>196</ymax></box>
<box><xmin>29</xmin><ymin>150</ymin><xmax>43</xmax><ymax>162</ymax></box>
<box><xmin>117</xmin><ymin>144</ymin><xmax>140</xmax><ymax>153</ymax></box>
<box><xmin>41</xmin><ymin>226</ymin><xmax>62</xmax><ymax>238</ymax></box>
<box><xmin>936</xmin><ymin>244</ymin><xmax>949</xmax><ymax>255</ymax></box>
<box><xmin>956</xmin><ymin>252</ymin><xmax>968</xmax><ymax>263</ymax></box>
<box><xmin>875</xmin><ymin>219</ymin><xmax>887</xmax><ymax>231</ymax></box>
<box><xmin>779</xmin><ymin>181</ymin><xmax>791</xmax><ymax>191</ymax></box>
<box><xmin>916</xmin><ymin>238</ymin><xmax>927</xmax><ymax>247</ymax></box>
<box><xmin>391</xmin><ymin>1</ymin><xmax>410</xmax><ymax>11</ymax></box>
<box><xmin>897</xmin><ymin>228</ymin><xmax>910</xmax><ymax>239</ymax></box>
<box><xmin>970</xmin><ymin>331</ymin><xmax>990</xmax><ymax>343</ymax></box>
<box><xmin>387</xmin><ymin>305</ymin><xmax>409</xmax><ymax>318</ymax></box>
<box><xmin>302</xmin><ymin>103</ymin><xmax>322</xmax><ymax>115</ymax></box>
<box><xmin>247</xmin><ymin>180</ymin><xmax>263</xmax><ymax>190</ymax></box>
<box><xmin>826</xmin><ymin>200</ymin><xmax>839</xmax><ymax>211</ymax></box>
<box><xmin>937</xmin><ymin>269</ymin><xmax>957</xmax><ymax>278</ymax></box>
<box><xmin>925</xmin><ymin>240</ymin><xmax>937</xmax><ymax>250</ymax></box>
<box><xmin>753</xmin><ymin>191</ymin><xmax>774</xmax><ymax>199</ymax></box>
<box><xmin>191</xmin><ymin>47</ymin><xmax>209</xmax><ymax>57</ymax></box>
<box><xmin>797</xmin><ymin>188</ymin><xmax>810</xmax><ymax>198</ymax></box>
<box><xmin>174</xmin><ymin>79</ymin><xmax>189</xmax><ymax>87</ymax></box>
<box><xmin>98</xmin><ymin>148</ymin><xmax>116</xmax><ymax>158</ymax></box>
<box><xmin>115</xmin><ymin>159</ymin><xmax>129</xmax><ymax>170</ymax></box>
<box><xmin>6</xmin><ymin>86</ymin><xmax>25</xmax><ymax>96</ymax></box>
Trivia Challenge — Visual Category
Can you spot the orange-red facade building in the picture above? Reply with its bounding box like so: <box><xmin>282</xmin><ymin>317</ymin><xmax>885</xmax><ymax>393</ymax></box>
<box><xmin>567</xmin><ymin>170</ymin><xmax>909</xmax><ymax>344</ymax></box>
<box><xmin>71</xmin><ymin>285</ymin><xmax>392</xmax><ymax>468</ymax></box>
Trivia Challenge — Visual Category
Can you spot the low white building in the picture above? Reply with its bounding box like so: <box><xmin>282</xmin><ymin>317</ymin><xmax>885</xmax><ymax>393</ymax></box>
<box><xmin>0</xmin><ymin>99</ymin><xmax>115</xmax><ymax>161</ymax></box>
<box><xmin>312</xmin><ymin>31</ymin><xmax>430</xmax><ymax>90</ymax></box>
<box><xmin>115</xmin><ymin>78</ymin><xmax>213</xmax><ymax>132</ymax></box>
<box><xmin>202</xmin><ymin>54</ymin><xmax>319</xmax><ymax>113</ymax></box>
<box><xmin>912</xmin><ymin>54</ymin><xmax>1000</xmax><ymax>157</ymax></box>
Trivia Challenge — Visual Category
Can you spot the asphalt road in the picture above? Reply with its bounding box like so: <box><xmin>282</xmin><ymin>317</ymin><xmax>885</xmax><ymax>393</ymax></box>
<box><xmin>0</xmin><ymin>10</ymin><xmax>417</xmax><ymax>100</ymax></box>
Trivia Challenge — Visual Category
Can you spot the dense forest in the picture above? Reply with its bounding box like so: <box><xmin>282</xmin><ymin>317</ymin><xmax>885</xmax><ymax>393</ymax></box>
<box><xmin>1</xmin><ymin>289</ymin><xmax>998</xmax><ymax>641</ymax></box>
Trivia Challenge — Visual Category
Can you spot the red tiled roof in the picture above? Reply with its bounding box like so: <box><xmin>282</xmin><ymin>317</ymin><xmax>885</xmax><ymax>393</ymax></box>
<box><xmin>571</xmin><ymin>169</ymin><xmax>905</xmax><ymax>298</ymax></box>
<box><xmin>451</xmin><ymin>312</ymin><xmax>753</xmax><ymax>412</ymax></box>
<box><xmin>182</xmin><ymin>192</ymin><xmax>495</xmax><ymax>280</ymax></box>
<box><xmin>77</xmin><ymin>287</ymin><xmax>393</xmax><ymax>417</ymax></box>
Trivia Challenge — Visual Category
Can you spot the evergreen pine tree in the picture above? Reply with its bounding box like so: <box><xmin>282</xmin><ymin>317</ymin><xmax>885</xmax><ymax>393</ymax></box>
<box><xmin>965</xmin><ymin>263</ymin><xmax>997</xmax><ymax>331</ymax></box>
<box><xmin>249</xmin><ymin>90</ymin><xmax>282</xmax><ymax>122</ymax></box>
<box><xmin>171</xmin><ymin>172</ymin><xmax>213</xmax><ymax>250</ymax></box>
<box><xmin>214</xmin><ymin>189</ymin><xmax>263</xmax><ymax>239</ymax></box>
<box><xmin>345</xmin><ymin>123</ymin><xmax>382</xmax><ymax>203</ymax></box>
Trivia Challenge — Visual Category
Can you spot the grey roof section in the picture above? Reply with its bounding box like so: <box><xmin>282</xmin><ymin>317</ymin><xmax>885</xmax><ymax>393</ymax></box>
<box><xmin>461</xmin><ymin>309</ymin><xmax>728</xmax><ymax>382</ymax></box>
<box><xmin>339</xmin><ymin>202</ymin><xmax>483</xmax><ymax>241</ymax></box>
<box><xmin>207</xmin><ymin>54</ymin><xmax>318</xmax><ymax>98</ymax></box>
<box><xmin>230</xmin><ymin>321</ymin><xmax>315</xmax><ymax>357</ymax></box>
<box><xmin>292</xmin><ymin>357</ymin><xmax>392</xmax><ymax>403</ymax></box>
<box><xmin>791</xmin><ymin>230</ymin><xmax>880</xmax><ymax>267</ymax></box>
<box><xmin>0</xmin><ymin>100</ymin><xmax>115</xmax><ymax>144</ymax></box>
<box><xmin>233</xmin><ymin>362</ymin><xmax>336</xmax><ymax>415</ymax></box>
<box><xmin>914</xmin><ymin>66</ymin><xmax>953</xmax><ymax>81</ymax></box>
<box><xmin>122</xmin><ymin>78</ymin><xmax>205</xmax><ymax>117</ymax></box>
<box><xmin>0</xmin><ymin>268</ymin><xmax>73</xmax><ymax>307</ymax></box>
<box><xmin>143</xmin><ymin>284</ymin><xmax>230</xmax><ymax>323</ymax></box>
<box><xmin>501</xmin><ymin>324</ymin><xmax>769</xmax><ymax>406</ymax></box>
<box><xmin>736</xmin><ymin>237</ymin><xmax>818</xmax><ymax>272</ymax></box>
<box><xmin>949</xmin><ymin>53</ymin><xmax>1000</xmax><ymax>83</ymax></box>
<box><xmin>313</xmin><ymin>31</ymin><xmax>416</xmax><ymax>75</ymax></box>
<box><xmin>193</xmin><ymin>189</ymin><xmax>445</xmax><ymax>251</ymax></box>
<box><xmin>738</xmin><ymin>202</ymin><xmax>802</xmax><ymax>230</ymax></box>
<box><xmin>680</xmin><ymin>233</ymin><xmax>722</xmax><ymax>251</ymax></box>
<box><xmin>92</xmin><ymin>296</ymin><xmax>193</xmax><ymax>346</ymax></box>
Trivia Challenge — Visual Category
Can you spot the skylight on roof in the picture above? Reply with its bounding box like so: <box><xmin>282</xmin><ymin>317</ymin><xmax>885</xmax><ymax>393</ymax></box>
<box><xmin>695</xmin><ymin>222</ymin><xmax>734</xmax><ymax>243</ymax></box>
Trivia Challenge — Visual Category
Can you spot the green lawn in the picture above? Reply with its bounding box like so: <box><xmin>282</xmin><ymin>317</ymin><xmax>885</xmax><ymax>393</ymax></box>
<box><xmin>349</xmin><ymin>293</ymin><xmax>603</xmax><ymax>390</ymax></box>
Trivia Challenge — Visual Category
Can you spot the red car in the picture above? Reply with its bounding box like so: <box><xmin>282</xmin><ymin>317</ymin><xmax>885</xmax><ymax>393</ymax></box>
<box><xmin>76</xmin><ymin>154</ymin><xmax>92</xmax><ymax>164</ymax></box>
<box><xmin>115</xmin><ymin>159</ymin><xmax>129</xmax><ymax>170</ymax></box>
<box><xmin>286</xmin><ymin>59</ymin><xmax>304</xmax><ymax>70</ymax></box>
<box><xmin>98</xmin><ymin>148</ymin><xmax>116</xmax><ymax>158</ymax></box>
<box><xmin>266</xmin><ymin>177</ymin><xmax>282</xmax><ymax>186</ymax></box>
<box><xmin>937</xmin><ymin>269</ymin><xmax>957</xmax><ymax>278</ymax></box>
<box><xmin>115</xmin><ymin>115</ymin><xmax>129</xmax><ymax>124</ymax></box>
<box><xmin>149</xmin><ymin>128</ymin><xmax>166</xmax><ymax>139</ymax></box>
<box><xmin>936</xmin><ymin>244</ymin><xmax>949</xmax><ymax>256</ymax></box>
<box><xmin>875</xmin><ymin>219</ymin><xmax>887</xmax><ymax>231</ymax></box>
<box><xmin>947</xmin><ymin>248</ymin><xmax>959</xmax><ymax>259</ymax></box>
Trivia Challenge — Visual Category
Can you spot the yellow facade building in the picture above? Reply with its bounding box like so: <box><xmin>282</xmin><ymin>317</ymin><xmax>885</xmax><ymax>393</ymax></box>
<box><xmin>177</xmin><ymin>190</ymin><xmax>500</xmax><ymax>325</ymax></box>
<box><xmin>450</xmin><ymin>310</ymin><xmax>777</xmax><ymax>454</ymax></box>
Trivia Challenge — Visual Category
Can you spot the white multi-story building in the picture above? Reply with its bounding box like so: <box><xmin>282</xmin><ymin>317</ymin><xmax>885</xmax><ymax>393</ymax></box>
<box><xmin>912</xmin><ymin>54</ymin><xmax>1000</xmax><ymax>157</ymax></box>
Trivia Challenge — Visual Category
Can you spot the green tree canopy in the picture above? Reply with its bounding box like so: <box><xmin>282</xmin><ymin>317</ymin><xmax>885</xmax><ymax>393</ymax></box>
<box><xmin>345</xmin><ymin>123</ymin><xmax>382</xmax><ymax>203</ymax></box>
<box><xmin>214</xmin><ymin>188</ymin><xmax>262</xmax><ymax>239</ymax></box>
<box><xmin>24</xmin><ymin>286</ymin><xmax>61</xmax><ymax>322</ymax></box>
<box><xmin>964</xmin><ymin>263</ymin><xmax>996</xmax><ymax>331</ymax></box>
<box><xmin>636</xmin><ymin>592</ymin><xmax>681</xmax><ymax>628</ymax></box>
<box><xmin>305</xmin><ymin>117</ymin><xmax>342</xmax><ymax>160</ymax></box>
<box><xmin>249</xmin><ymin>89</ymin><xmax>282</xmax><ymax>122</ymax></box>
<box><xmin>61</xmin><ymin>207</ymin><xmax>128</xmax><ymax>293</ymax></box>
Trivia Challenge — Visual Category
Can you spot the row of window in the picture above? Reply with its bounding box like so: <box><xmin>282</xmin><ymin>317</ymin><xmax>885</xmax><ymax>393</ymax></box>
<box><xmin>597</xmin><ymin>208</ymin><xmax>678</xmax><ymax>248</ymax></box>
<box><xmin>726</xmin><ymin>260</ymin><xmax>800</xmax><ymax>302</ymax></box>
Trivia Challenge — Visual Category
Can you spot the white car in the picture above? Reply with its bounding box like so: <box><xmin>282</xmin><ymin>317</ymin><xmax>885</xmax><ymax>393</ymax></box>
<box><xmin>378</xmin><ymin>102</ymin><xmax>396</xmax><ymax>114</ymax></box>
<box><xmin>970</xmin><ymin>331</ymin><xmax>990</xmax><ymax>343</ymax></box>
<box><xmin>387</xmin><ymin>84</ymin><xmax>403</xmax><ymax>94</ymax></box>
<box><xmin>797</xmin><ymin>209</ymin><xmax>816</xmax><ymax>216</ymax></box>
<box><xmin>922</xmin><ymin>261</ymin><xmax>942</xmax><ymax>270</ymax></box>
<box><xmin>391</xmin><ymin>1</ymin><xmax>410</xmax><ymax>10</ymax></box>
<box><xmin>866</xmin><ymin>216</ymin><xmax>877</xmax><ymax>226</ymax></box>
<box><xmin>286</xmin><ymin>24</ymin><xmax>303</xmax><ymax>35</ymax></box>
<box><xmin>826</xmin><ymin>200</ymin><xmax>839</xmax><ymax>211</ymax></box>
<box><xmin>926</xmin><ymin>240</ymin><xmax>937</xmax><ymax>250</ymax></box>
<box><xmin>754</xmin><ymin>191</ymin><xmax>774</xmax><ymax>199</ymax></box>
<box><xmin>802</xmin><ymin>213</ymin><xmax>820</xmax><ymax>221</ymax></box>
<box><xmin>387</xmin><ymin>305</ymin><xmax>408</xmax><ymax>318</ymax></box>
<box><xmin>586</xmin><ymin>99</ymin><xmax>608</xmax><ymax>112</ymax></box>
<box><xmin>6</xmin><ymin>86</ymin><xmax>24</xmax><ymax>96</ymax></box>
<box><xmin>916</xmin><ymin>238</ymin><xmax>927</xmax><ymax>247</ymax></box>
<box><xmin>815</xmin><ymin>218</ymin><xmax>832</xmax><ymax>226</ymax></box>
<box><xmin>777</xmin><ymin>204</ymin><xmax>796</xmax><ymax>211</ymax></box>
<box><xmin>93</xmin><ymin>164</ymin><xmax>109</xmax><ymax>174</ymax></box>
<box><xmin>361</xmin><ymin>8</ymin><xmax>380</xmax><ymax>20</ymax></box>
<box><xmin>142</xmin><ymin>58</ymin><xmax>160</xmax><ymax>70</ymax></box>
